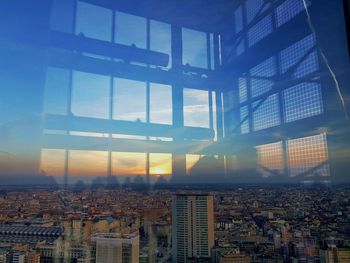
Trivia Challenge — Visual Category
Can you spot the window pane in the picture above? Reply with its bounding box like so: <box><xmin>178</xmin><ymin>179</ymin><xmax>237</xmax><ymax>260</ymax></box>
<box><xmin>238</xmin><ymin>77</ymin><xmax>248</xmax><ymax>103</ymax></box>
<box><xmin>248</xmin><ymin>14</ymin><xmax>273</xmax><ymax>47</ymax></box>
<box><xmin>149</xmin><ymin>153</ymin><xmax>172</xmax><ymax>176</ymax></box>
<box><xmin>280</xmin><ymin>34</ymin><xmax>318</xmax><ymax>79</ymax></box>
<box><xmin>287</xmin><ymin>134</ymin><xmax>329</xmax><ymax>178</ymax></box>
<box><xmin>40</xmin><ymin>148</ymin><xmax>66</xmax><ymax>177</ymax></box>
<box><xmin>113</xmin><ymin>78</ymin><xmax>146</xmax><ymax>122</ymax></box>
<box><xmin>68</xmin><ymin>150</ymin><xmax>108</xmax><ymax>177</ymax></box>
<box><xmin>256</xmin><ymin>141</ymin><xmax>284</xmax><ymax>177</ymax></box>
<box><xmin>240</xmin><ymin>106</ymin><xmax>249</xmax><ymax>134</ymax></box>
<box><xmin>186</xmin><ymin>154</ymin><xmax>202</xmax><ymax>175</ymax></box>
<box><xmin>183</xmin><ymin>88</ymin><xmax>210</xmax><ymax>128</ymax></box>
<box><xmin>234</xmin><ymin>6</ymin><xmax>243</xmax><ymax>33</ymax></box>
<box><xmin>210</xmin><ymin>33</ymin><xmax>215</xmax><ymax>70</ymax></box>
<box><xmin>212</xmin><ymin>91</ymin><xmax>217</xmax><ymax>141</ymax></box>
<box><xmin>75</xmin><ymin>1</ymin><xmax>112</xmax><ymax>41</ymax></box>
<box><xmin>71</xmin><ymin>71</ymin><xmax>110</xmax><ymax>119</ymax></box>
<box><xmin>249</xmin><ymin>56</ymin><xmax>276</xmax><ymax>98</ymax></box>
<box><xmin>252</xmin><ymin>94</ymin><xmax>280</xmax><ymax>131</ymax></box>
<box><xmin>150</xmin><ymin>83</ymin><xmax>172</xmax><ymax>125</ymax></box>
<box><xmin>182</xmin><ymin>28</ymin><xmax>208</xmax><ymax>68</ymax></box>
<box><xmin>246</xmin><ymin>0</ymin><xmax>266</xmax><ymax>24</ymax></box>
<box><xmin>276</xmin><ymin>0</ymin><xmax>307</xmax><ymax>27</ymax></box>
<box><xmin>44</xmin><ymin>67</ymin><xmax>70</xmax><ymax>115</ymax></box>
<box><xmin>50</xmin><ymin>0</ymin><xmax>75</xmax><ymax>33</ymax></box>
<box><xmin>112</xmin><ymin>152</ymin><xmax>146</xmax><ymax>177</ymax></box>
<box><xmin>150</xmin><ymin>20</ymin><xmax>172</xmax><ymax>68</ymax></box>
<box><xmin>283</xmin><ymin>82</ymin><xmax>323</xmax><ymax>123</ymax></box>
<box><xmin>115</xmin><ymin>11</ymin><xmax>146</xmax><ymax>49</ymax></box>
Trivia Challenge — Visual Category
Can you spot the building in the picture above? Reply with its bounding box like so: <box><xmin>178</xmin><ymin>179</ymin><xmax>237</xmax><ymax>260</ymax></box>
<box><xmin>27</xmin><ymin>251</ymin><xmax>41</xmax><ymax>263</ymax></box>
<box><xmin>320</xmin><ymin>248</ymin><xmax>350</xmax><ymax>263</ymax></box>
<box><xmin>320</xmin><ymin>249</ymin><xmax>335</xmax><ymax>263</ymax></box>
<box><xmin>211</xmin><ymin>247</ymin><xmax>250</xmax><ymax>263</ymax></box>
<box><xmin>92</xmin><ymin>232</ymin><xmax>139</xmax><ymax>263</ymax></box>
<box><xmin>0</xmin><ymin>249</ymin><xmax>9</xmax><ymax>263</ymax></box>
<box><xmin>37</xmin><ymin>244</ymin><xmax>86</xmax><ymax>262</ymax></box>
<box><xmin>172</xmin><ymin>193</ymin><xmax>214</xmax><ymax>263</ymax></box>
<box><xmin>0</xmin><ymin>226</ymin><xmax>63</xmax><ymax>245</ymax></box>
<box><xmin>12</xmin><ymin>252</ymin><xmax>25</xmax><ymax>263</ymax></box>
<box><xmin>218</xmin><ymin>254</ymin><xmax>250</xmax><ymax>263</ymax></box>
<box><xmin>335</xmin><ymin>248</ymin><xmax>350</xmax><ymax>263</ymax></box>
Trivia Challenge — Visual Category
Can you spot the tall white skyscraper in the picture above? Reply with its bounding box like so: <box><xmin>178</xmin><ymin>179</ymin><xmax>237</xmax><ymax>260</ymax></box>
<box><xmin>172</xmin><ymin>193</ymin><xmax>214</xmax><ymax>263</ymax></box>
<box><xmin>93</xmin><ymin>232</ymin><xmax>139</xmax><ymax>263</ymax></box>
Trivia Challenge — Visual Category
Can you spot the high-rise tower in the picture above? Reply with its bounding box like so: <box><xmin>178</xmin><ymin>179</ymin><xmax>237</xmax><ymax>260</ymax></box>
<box><xmin>172</xmin><ymin>193</ymin><xmax>214</xmax><ymax>263</ymax></box>
<box><xmin>92</xmin><ymin>232</ymin><xmax>139</xmax><ymax>263</ymax></box>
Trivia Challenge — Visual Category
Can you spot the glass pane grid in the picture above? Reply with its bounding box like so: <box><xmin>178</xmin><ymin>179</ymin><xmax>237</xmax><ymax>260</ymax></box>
<box><xmin>234</xmin><ymin>6</ymin><xmax>244</xmax><ymax>34</ymax></box>
<box><xmin>245</xmin><ymin>0</ymin><xmax>266</xmax><ymax>24</ymax></box>
<box><xmin>182</xmin><ymin>28</ymin><xmax>208</xmax><ymax>69</ymax></box>
<box><xmin>280</xmin><ymin>34</ymin><xmax>318</xmax><ymax>78</ymax></box>
<box><xmin>249</xmin><ymin>56</ymin><xmax>276</xmax><ymax>97</ymax></box>
<box><xmin>183</xmin><ymin>88</ymin><xmax>210</xmax><ymax>128</ymax></box>
<box><xmin>256</xmin><ymin>141</ymin><xmax>284</xmax><ymax>175</ymax></box>
<box><xmin>239</xmin><ymin>77</ymin><xmax>248</xmax><ymax>103</ymax></box>
<box><xmin>276</xmin><ymin>0</ymin><xmax>306</xmax><ymax>27</ymax></box>
<box><xmin>75</xmin><ymin>1</ymin><xmax>112</xmax><ymax>42</ymax></box>
<box><xmin>283</xmin><ymin>82</ymin><xmax>323</xmax><ymax>123</ymax></box>
<box><xmin>252</xmin><ymin>94</ymin><xmax>280</xmax><ymax>131</ymax></box>
<box><xmin>293</xmin><ymin>50</ymin><xmax>319</xmax><ymax>78</ymax></box>
<box><xmin>235</xmin><ymin>38</ymin><xmax>245</xmax><ymax>56</ymax></box>
<box><xmin>248</xmin><ymin>14</ymin><xmax>273</xmax><ymax>47</ymax></box>
<box><xmin>240</xmin><ymin>105</ymin><xmax>250</xmax><ymax>134</ymax></box>
<box><xmin>287</xmin><ymin>133</ymin><xmax>329</xmax><ymax>177</ymax></box>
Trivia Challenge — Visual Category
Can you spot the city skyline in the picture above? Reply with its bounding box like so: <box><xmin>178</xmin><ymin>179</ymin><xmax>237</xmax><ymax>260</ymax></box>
<box><xmin>0</xmin><ymin>185</ymin><xmax>349</xmax><ymax>262</ymax></box>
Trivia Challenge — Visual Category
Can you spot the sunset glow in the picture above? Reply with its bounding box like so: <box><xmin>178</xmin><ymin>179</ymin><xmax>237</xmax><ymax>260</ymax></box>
<box><xmin>149</xmin><ymin>153</ymin><xmax>172</xmax><ymax>176</ymax></box>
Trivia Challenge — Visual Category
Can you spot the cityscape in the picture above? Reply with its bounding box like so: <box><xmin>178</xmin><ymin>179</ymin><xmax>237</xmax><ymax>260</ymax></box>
<box><xmin>1</xmin><ymin>0</ymin><xmax>350</xmax><ymax>262</ymax></box>
<box><xmin>0</xmin><ymin>186</ymin><xmax>350</xmax><ymax>262</ymax></box>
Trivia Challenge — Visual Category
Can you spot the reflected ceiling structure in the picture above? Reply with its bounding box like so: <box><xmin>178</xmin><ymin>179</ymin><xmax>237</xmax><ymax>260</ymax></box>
<box><xmin>1</xmin><ymin>0</ymin><xmax>350</xmax><ymax>185</ymax></box>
